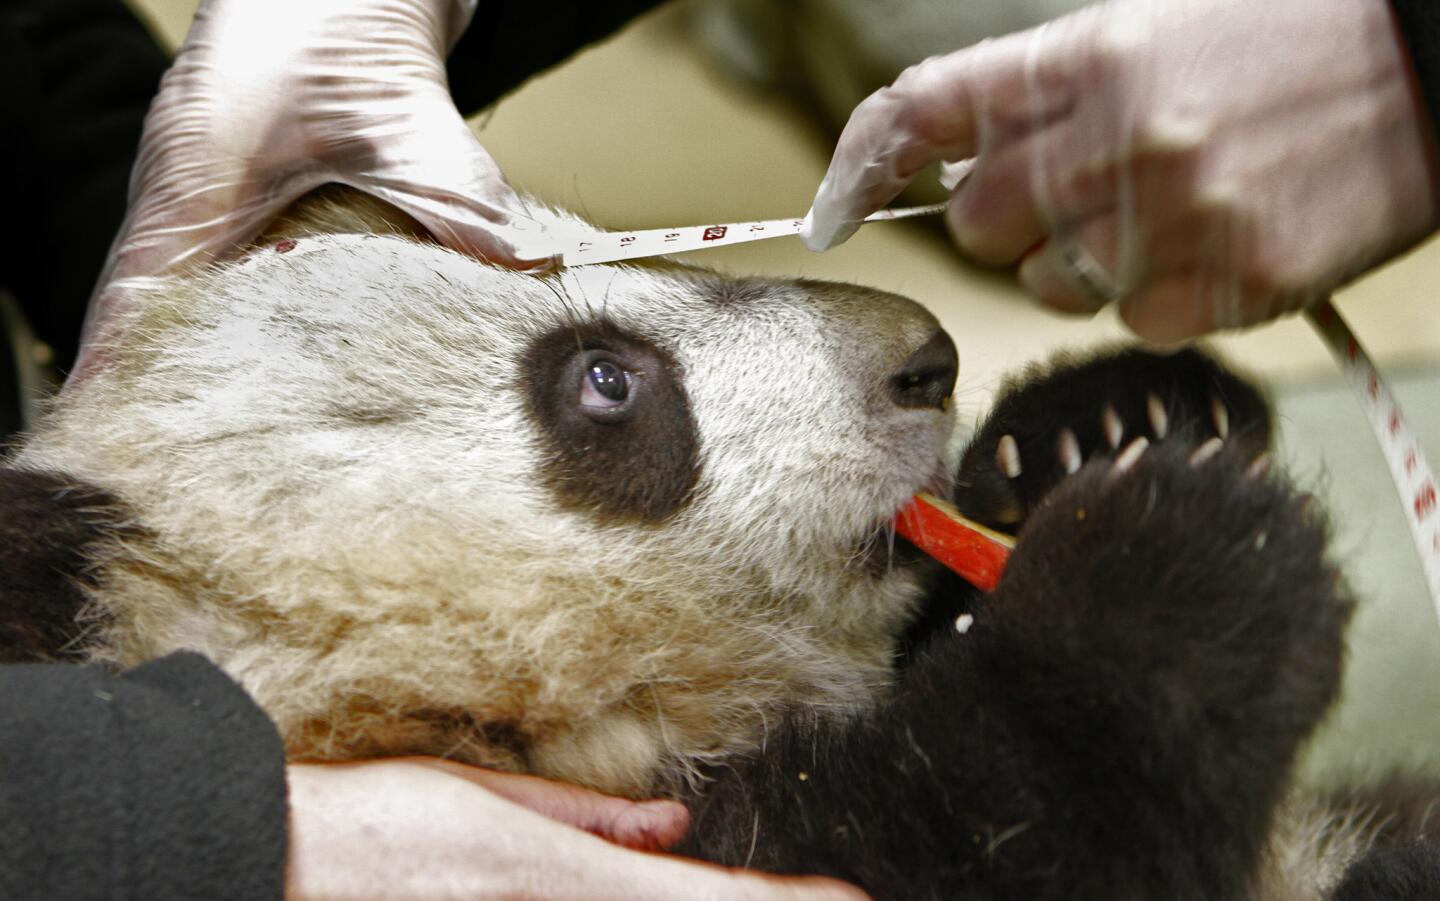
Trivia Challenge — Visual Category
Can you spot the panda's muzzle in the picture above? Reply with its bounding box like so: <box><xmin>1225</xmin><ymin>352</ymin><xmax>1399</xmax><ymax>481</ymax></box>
<box><xmin>888</xmin><ymin>329</ymin><xmax>958</xmax><ymax>411</ymax></box>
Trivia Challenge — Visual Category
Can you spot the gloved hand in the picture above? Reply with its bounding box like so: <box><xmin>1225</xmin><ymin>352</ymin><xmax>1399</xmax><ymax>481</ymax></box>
<box><xmin>801</xmin><ymin>0</ymin><xmax>1440</xmax><ymax>341</ymax></box>
<box><xmin>74</xmin><ymin>0</ymin><xmax>553</xmax><ymax>379</ymax></box>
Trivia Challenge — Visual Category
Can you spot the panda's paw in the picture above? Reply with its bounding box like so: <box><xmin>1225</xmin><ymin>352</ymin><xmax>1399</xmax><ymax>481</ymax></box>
<box><xmin>953</xmin><ymin>347</ymin><xmax>1270</xmax><ymax>531</ymax></box>
<box><xmin>991</xmin><ymin>435</ymin><xmax>1348</xmax><ymax>724</ymax></box>
<box><xmin>950</xmin><ymin>434</ymin><xmax>1350</xmax><ymax>901</ymax></box>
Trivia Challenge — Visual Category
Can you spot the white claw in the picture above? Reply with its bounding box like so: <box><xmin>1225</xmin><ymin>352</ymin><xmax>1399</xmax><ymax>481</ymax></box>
<box><xmin>1188</xmin><ymin>436</ymin><xmax>1224</xmax><ymax>467</ymax></box>
<box><xmin>1247</xmin><ymin>454</ymin><xmax>1271</xmax><ymax>479</ymax></box>
<box><xmin>955</xmin><ymin>613</ymin><xmax>975</xmax><ymax>634</ymax></box>
<box><xmin>1211</xmin><ymin>396</ymin><xmax>1230</xmax><ymax>440</ymax></box>
<box><xmin>996</xmin><ymin>434</ymin><xmax>1022</xmax><ymax>479</ymax></box>
<box><xmin>1102</xmin><ymin>405</ymin><xmax>1124</xmax><ymax>449</ymax></box>
<box><xmin>1113</xmin><ymin>437</ymin><xmax>1150</xmax><ymax>475</ymax></box>
<box><xmin>1147</xmin><ymin>393</ymin><xmax>1168</xmax><ymax>439</ymax></box>
<box><xmin>1057</xmin><ymin>428</ymin><xmax>1083</xmax><ymax>474</ymax></box>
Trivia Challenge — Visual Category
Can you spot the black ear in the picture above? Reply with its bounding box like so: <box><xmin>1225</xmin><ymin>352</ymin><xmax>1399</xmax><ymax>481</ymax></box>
<box><xmin>0</xmin><ymin>468</ymin><xmax>124</xmax><ymax>662</ymax></box>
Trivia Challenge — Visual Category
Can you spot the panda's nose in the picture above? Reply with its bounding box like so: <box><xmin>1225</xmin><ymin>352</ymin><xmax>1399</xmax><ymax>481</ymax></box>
<box><xmin>888</xmin><ymin>329</ymin><xmax>958</xmax><ymax>411</ymax></box>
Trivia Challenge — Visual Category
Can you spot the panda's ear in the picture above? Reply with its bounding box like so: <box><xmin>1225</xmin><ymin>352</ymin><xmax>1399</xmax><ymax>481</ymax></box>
<box><xmin>251</xmin><ymin>184</ymin><xmax>436</xmax><ymax>247</ymax></box>
<box><xmin>0</xmin><ymin>468</ymin><xmax>125</xmax><ymax>662</ymax></box>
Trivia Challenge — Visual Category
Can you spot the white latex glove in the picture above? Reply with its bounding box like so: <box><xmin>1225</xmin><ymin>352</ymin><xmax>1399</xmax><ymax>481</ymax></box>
<box><xmin>74</xmin><ymin>0</ymin><xmax>554</xmax><ymax>380</ymax></box>
<box><xmin>285</xmin><ymin>759</ymin><xmax>870</xmax><ymax>900</ymax></box>
<box><xmin>801</xmin><ymin>0</ymin><xmax>1440</xmax><ymax>341</ymax></box>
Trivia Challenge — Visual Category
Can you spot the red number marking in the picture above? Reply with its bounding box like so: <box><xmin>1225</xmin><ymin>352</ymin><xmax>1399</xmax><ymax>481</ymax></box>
<box><xmin>1415</xmin><ymin>481</ymin><xmax>1437</xmax><ymax>522</ymax></box>
<box><xmin>702</xmin><ymin>226</ymin><xmax>728</xmax><ymax>241</ymax></box>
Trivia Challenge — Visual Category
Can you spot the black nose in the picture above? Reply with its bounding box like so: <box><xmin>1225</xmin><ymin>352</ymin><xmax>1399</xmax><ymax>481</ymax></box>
<box><xmin>889</xmin><ymin>329</ymin><xmax>958</xmax><ymax>411</ymax></box>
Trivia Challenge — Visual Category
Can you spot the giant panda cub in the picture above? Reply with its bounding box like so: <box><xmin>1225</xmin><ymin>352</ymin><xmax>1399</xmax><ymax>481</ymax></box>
<box><xmin>1</xmin><ymin>190</ymin><xmax>1436</xmax><ymax>899</ymax></box>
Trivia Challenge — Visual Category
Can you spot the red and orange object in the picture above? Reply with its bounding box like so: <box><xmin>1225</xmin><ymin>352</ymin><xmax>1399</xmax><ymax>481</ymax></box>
<box><xmin>895</xmin><ymin>493</ymin><xmax>1015</xmax><ymax>592</ymax></box>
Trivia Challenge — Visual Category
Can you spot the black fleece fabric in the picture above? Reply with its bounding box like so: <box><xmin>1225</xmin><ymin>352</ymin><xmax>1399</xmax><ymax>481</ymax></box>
<box><xmin>1391</xmin><ymin>0</ymin><xmax>1440</xmax><ymax>151</ymax></box>
<box><xmin>446</xmin><ymin>0</ymin><xmax>665</xmax><ymax>114</ymax></box>
<box><xmin>0</xmin><ymin>652</ymin><xmax>288</xmax><ymax>900</ymax></box>
<box><xmin>0</xmin><ymin>0</ymin><xmax>169</xmax><ymax>375</ymax></box>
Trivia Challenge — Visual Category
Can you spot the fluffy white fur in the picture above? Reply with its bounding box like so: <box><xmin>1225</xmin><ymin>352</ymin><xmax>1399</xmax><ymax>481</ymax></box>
<box><xmin>17</xmin><ymin>226</ymin><xmax>956</xmax><ymax>794</ymax></box>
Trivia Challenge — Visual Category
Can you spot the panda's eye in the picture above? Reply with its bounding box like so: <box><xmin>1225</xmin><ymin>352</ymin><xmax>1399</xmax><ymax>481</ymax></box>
<box><xmin>579</xmin><ymin>357</ymin><xmax>633</xmax><ymax>411</ymax></box>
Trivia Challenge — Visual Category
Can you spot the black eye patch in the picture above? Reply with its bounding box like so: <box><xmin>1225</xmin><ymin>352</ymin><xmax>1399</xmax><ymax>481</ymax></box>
<box><xmin>522</xmin><ymin>324</ymin><xmax>700</xmax><ymax>525</ymax></box>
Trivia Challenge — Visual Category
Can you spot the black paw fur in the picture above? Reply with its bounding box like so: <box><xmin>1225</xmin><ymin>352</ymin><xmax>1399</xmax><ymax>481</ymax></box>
<box><xmin>0</xmin><ymin>468</ymin><xmax>123</xmax><ymax>662</ymax></box>
<box><xmin>955</xmin><ymin>347</ymin><xmax>1270</xmax><ymax>531</ymax></box>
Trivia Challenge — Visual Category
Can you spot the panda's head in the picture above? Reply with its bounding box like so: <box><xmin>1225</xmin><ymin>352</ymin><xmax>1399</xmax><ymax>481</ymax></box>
<box><xmin>19</xmin><ymin>201</ymin><xmax>960</xmax><ymax>794</ymax></box>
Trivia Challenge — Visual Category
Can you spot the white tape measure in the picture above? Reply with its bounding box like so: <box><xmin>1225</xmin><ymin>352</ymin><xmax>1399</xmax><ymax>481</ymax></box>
<box><xmin>1307</xmin><ymin>301</ymin><xmax>1440</xmax><ymax>620</ymax></box>
<box><xmin>558</xmin><ymin>203</ymin><xmax>947</xmax><ymax>267</ymax></box>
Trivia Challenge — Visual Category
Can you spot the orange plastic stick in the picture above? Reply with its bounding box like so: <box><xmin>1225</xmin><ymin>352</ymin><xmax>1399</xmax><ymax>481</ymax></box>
<box><xmin>894</xmin><ymin>493</ymin><xmax>1015</xmax><ymax>592</ymax></box>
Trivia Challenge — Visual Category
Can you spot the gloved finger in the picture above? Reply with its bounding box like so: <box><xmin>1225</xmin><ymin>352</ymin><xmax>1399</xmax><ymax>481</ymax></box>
<box><xmin>948</xmin><ymin>114</ymin><xmax>1211</xmax><ymax>266</ymax></box>
<box><xmin>801</xmin><ymin>22</ymin><xmax>1092</xmax><ymax>252</ymax></box>
<box><xmin>1017</xmin><ymin>231</ymin><xmax>1123</xmax><ymax>316</ymax></box>
<box><xmin>1117</xmin><ymin>272</ymin><xmax>1242</xmax><ymax>342</ymax></box>
<box><xmin>1120</xmin><ymin>267</ymin><xmax>1315</xmax><ymax>343</ymax></box>
<box><xmin>360</xmin><ymin>178</ymin><xmax>559</xmax><ymax>271</ymax></box>
<box><xmin>336</xmin><ymin>101</ymin><xmax>559</xmax><ymax>270</ymax></box>
<box><xmin>1016</xmin><ymin>203</ymin><xmax>1245</xmax><ymax>315</ymax></box>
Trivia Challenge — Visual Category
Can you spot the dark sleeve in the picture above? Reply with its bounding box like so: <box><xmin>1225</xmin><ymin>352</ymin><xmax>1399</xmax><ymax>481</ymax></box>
<box><xmin>446</xmin><ymin>0</ymin><xmax>667</xmax><ymax>113</ymax></box>
<box><xmin>1390</xmin><ymin>0</ymin><xmax>1440</xmax><ymax>139</ymax></box>
<box><xmin>0</xmin><ymin>0</ymin><xmax>169</xmax><ymax>373</ymax></box>
<box><xmin>0</xmin><ymin>652</ymin><xmax>288</xmax><ymax>900</ymax></box>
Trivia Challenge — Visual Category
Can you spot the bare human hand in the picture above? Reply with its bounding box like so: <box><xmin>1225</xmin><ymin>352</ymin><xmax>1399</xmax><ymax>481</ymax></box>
<box><xmin>285</xmin><ymin>758</ymin><xmax>872</xmax><ymax>900</ymax></box>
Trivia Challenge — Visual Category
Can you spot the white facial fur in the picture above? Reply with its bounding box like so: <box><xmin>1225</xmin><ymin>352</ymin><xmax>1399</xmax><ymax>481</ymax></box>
<box><xmin>18</xmin><ymin>230</ymin><xmax>958</xmax><ymax>795</ymax></box>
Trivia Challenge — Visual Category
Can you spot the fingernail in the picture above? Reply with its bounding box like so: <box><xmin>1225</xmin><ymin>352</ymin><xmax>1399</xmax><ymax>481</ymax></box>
<box><xmin>613</xmin><ymin>800</ymin><xmax>690</xmax><ymax>851</ymax></box>
<box><xmin>1018</xmin><ymin>249</ymin><xmax>1108</xmax><ymax>316</ymax></box>
<box><xmin>800</xmin><ymin>208</ymin><xmax>861</xmax><ymax>252</ymax></box>
<box><xmin>938</xmin><ymin>158</ymin><xmax>975</xmax><ymax>191</ymax></box>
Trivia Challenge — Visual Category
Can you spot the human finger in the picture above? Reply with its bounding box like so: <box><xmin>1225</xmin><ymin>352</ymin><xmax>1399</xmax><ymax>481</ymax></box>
<box><xmin>1016</xmin><ymin>203</ymin><xmax>1236</xmax><ymax>315</ymax></box>
<box><xmin>1018</xmin><ymin>232</ymin><xmax>1124</xmax><ymax>316</ymax></box>
<box><xmin>327</xmin><ymin>88</ymin><xmax>558</xmax><ymax>270</ymax></box>
<box><xmin>801</xmin><ymin>22</ymin><xmax>1093</xmax><ymax>252</ymax></box>
<box><xmin>411</xmin><ymin>759</ymin><xmax>690</xmax><ymax>851</ymax></box>
<box><xmin>948</xmin><ymin>112</ymin><xmax>1212</xmax><ymax>267</ymax></box>
<box><xmin>1118</xmin><ymin>269</ymin><xmax>1311</xmax><ymax>343</ymax></box>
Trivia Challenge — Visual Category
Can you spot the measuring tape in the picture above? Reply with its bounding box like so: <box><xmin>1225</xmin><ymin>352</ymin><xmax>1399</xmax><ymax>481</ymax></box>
<box><xmin>558</xmin><ymin>203</ymin><xmax>947</xmax><ymax>267</ymax></box>
<box><xmin>1307</xmin><ymin>301</ymin><xmax>1440</xmax><ymax>621</ymax></box>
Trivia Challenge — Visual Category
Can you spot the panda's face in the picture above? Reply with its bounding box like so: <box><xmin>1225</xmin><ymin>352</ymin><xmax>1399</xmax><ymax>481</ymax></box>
<box><xmin>21</xmin><ymin>232</ymin><xmax>959</xmax><ymax>793</ymax></box>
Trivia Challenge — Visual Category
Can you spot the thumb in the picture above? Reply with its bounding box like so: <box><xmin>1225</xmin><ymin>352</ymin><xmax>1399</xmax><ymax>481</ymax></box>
<box><xmin>412</xmin><ymin>760</ymin><xmax>691</xmax><ymax>851</ymax></box>
<box><xmin>342</xmin><ymin>103</ymin><xmax>559</xmax><ymax>270</ymax></box>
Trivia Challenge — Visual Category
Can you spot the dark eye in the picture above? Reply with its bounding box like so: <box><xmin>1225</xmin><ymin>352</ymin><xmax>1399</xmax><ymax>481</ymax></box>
<box><xmin>580</xmin><ymin>358</ymin><xmax>632</xmax><ymax>410</ymax></box>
